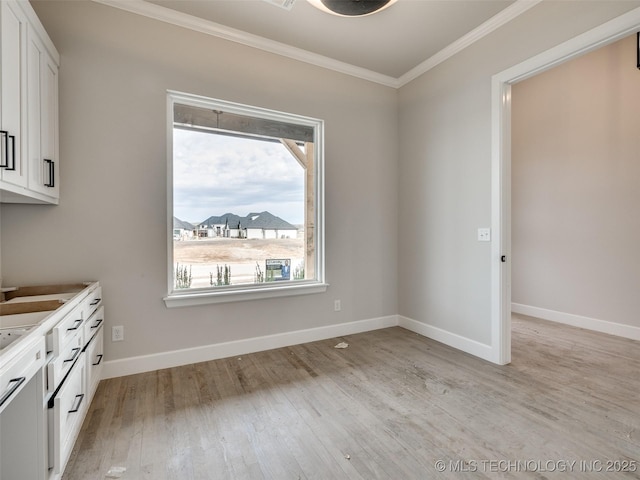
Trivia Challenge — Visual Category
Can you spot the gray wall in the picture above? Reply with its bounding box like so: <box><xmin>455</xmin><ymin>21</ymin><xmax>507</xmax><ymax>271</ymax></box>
<box><xmin>2</xmin><ymin>1</ymin><xmax>638</xmax><ymax>365</ymax></box>
<box><xmin>512</xmin><ymin>34</ymin><xmax>640</xmax><ymax>328</ymax></box>
<box><xmin>397</xmin><ymin>1</ymin><xmax>640</xmax><ymax>346</ymax></box>
<box><xmin>0</xmin><ymin>1</ymin><xmax>398</xmax><ymax>361</ymax></box>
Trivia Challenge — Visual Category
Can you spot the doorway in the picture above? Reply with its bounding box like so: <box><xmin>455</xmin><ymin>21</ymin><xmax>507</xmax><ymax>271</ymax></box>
<box><xmin>490</xmin><ymin>9</ymin><xmax>640</xmax><ymax>365</ymax></box>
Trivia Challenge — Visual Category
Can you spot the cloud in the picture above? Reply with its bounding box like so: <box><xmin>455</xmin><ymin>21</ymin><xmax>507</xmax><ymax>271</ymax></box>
<box><xmin>173</xmin><ymin>130</ymin><xmax>305</xmax><ymax>224</ymax></box>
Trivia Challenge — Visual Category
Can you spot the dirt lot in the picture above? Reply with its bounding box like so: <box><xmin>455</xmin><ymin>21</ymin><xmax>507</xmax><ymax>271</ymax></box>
<box><xmin>173</xmin><ymin>238</ymin><xmax>304</xmax><ymax>287</ymax></box>
<box><xmin>174</xmin><ymin>237</ymin><xmax>303</xmax><ymax>263</ymax></box>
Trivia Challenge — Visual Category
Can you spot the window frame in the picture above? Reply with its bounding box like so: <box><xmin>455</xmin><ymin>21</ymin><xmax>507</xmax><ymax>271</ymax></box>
<box><xmin>164</xmin><ymin>91</ymin><xmax>326</xmax><ymax>307</ymax></box>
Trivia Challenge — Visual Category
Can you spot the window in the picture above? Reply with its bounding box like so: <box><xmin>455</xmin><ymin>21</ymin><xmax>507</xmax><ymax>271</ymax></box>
<box><xmin>164</xmin><ymin>91</ymin><xmax>326</xmax><ymax>307</ymax></box>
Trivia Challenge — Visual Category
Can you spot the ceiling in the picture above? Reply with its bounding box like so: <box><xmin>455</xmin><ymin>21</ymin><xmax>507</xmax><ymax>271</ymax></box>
<box><xmin>97</xmin><ymin>0</ymin><xmax>533</xmax><ymax>87</ymax></box>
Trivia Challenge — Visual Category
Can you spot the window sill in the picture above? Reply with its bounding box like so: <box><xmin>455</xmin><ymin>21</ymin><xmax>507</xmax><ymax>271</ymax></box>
<box><xmin>164</xmin><ymin>282</ymin><xmax>328</xmax><ymax>308</ymax></box>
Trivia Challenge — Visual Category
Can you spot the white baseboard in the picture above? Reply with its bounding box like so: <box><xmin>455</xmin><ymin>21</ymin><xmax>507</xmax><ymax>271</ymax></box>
<box><xmin>511</xmin><ymin>303</ymin><xmax>640</xmax><ymax>342</ymax></box>
<box><xmin>102</xmin><ymin>315</ymin><xmax>399</xmax><ymax>379</ymax></box>
<box><xmin>398</xmin><ymin>315</ymin><xmax>495</xmax><ymax>363</ymax></box>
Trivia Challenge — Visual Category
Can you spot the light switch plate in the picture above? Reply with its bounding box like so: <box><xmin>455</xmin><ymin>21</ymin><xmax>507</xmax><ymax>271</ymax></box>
<box><xmin>477</xmin><ymin>228</ymin><xmax>491</xmax><ymax>242</ymax></box>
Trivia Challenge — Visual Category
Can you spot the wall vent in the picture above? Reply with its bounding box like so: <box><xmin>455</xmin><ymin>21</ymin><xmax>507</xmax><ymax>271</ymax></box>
<box><xmin>263</xmin><ymin>0</ymin><xmax>297</xmax><ymax>11</ymax></box>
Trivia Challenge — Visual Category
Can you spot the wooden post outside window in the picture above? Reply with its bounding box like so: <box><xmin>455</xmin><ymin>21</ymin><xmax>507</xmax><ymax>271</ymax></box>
<box><xmin>281</xmin><ymin>139</ymin><xmax>315</xmax><ymax>280</ymax></box>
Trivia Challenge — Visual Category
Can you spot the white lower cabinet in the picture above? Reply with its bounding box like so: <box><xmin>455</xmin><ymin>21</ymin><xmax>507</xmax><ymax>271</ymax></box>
<box><xmin>0</xmin><ymin>336</ymin><xmax>47</xmax><ymax>480</ymax></box>
<box><xmin>49</xmin><ymin>352</ymin><xmax>86</xmax><ymax>475</ymax></box>
<box><xmin>0</xmin><ymin>282</ymin><xmax>103</xmax><ymax>480</ymax></box>
<box><xmin>46</xmin><ymin>286</ymin><xmax>104</xmax><ymax>480</ymax></box>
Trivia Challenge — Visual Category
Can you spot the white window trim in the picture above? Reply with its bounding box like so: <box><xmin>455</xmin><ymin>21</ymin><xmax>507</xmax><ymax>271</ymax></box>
<box><xmin>164</xmin><ymin>91</ymin><xmax>326</xmax><ymax>307</ymax></box>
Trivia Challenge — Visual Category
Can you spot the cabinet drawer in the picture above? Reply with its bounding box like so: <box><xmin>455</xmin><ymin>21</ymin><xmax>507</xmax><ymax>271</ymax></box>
<box><xmin>48</xmin><ymin>302</ymin><xmax>84</xmax><ymax>355</ymax></box>
<box><xmin>85</xmin><ymin>326</ymin><xmax>103</xmax><ymax>399</ymax></box>
<box><xmin>83</xmin><ymin>286</ymin><xmax>102</xmax><ymax>320</ymax></box>
<box><xmin>0</xmin><ymin>335</ymin><xmax>45</xmax><ymax>415</ymax></box>
<box><xmin>83</xmin><ymin>305</ymin><xmax>104</xmax><ymax>347</ymax></box>
<box><xmin>49</xmin><ymin>352</ymin><xmax>86</xmax><ymax>474</ymax></box>
<box><xmin>47</xmin><ymin>331</ymin><xmax>83</xmax><ymax>393</ymax></box>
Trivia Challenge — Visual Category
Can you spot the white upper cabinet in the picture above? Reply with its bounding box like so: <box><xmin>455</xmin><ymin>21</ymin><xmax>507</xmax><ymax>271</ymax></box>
<box><xmin>27</xmin><ymin>23</ymin><xmax>59</xmax><ymax>198</ymax></box>
<box><xmin>0</xmin><ymin>0</ymin><xmax>27</xmax><ymax>190</ymax></box>
<box><xmin>0</xmin><ymin>0</ymin><xmax>59</xmax><ymax>204</ymax></box>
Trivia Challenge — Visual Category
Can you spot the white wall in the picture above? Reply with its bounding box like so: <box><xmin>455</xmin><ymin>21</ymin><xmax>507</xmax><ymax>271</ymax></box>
<box><xmin>397</xmin><ymin>1</ymin><xmax>640</xmax><ymax>348</ymax></box>
<box><xmin>511</xmin><ymin>34</ymin><xmax>640</xmax><ymax>330</ymax></box>
<box><xmin>0</xmin><ymin>1</ymin><xmax>398</xmax><ymax>364</ymax></box>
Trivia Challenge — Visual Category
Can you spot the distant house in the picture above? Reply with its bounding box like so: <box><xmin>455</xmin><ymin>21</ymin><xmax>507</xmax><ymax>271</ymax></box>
<box><xmin>228</xmin><ymin>220</ymin><xmax>245</xmax><ymax>239</ymax></box>
<box><xmin>244</xmin><ymin>212</ymin><xmax>297</xmax><ymax>239</ymax></box>
<box><xmin>173</xmin><ymin>217</ymin><xmax>195</xmax><ymax>240</ymax></box>
<box><xmin>198</xmin><ymin>213</ymin><xmax>245</xmax><ymax>238</ymax></box>
<box><xmin>197</xmin><ymin>211</ymin><xmax>297</xmax><ymax>239</ymax></box>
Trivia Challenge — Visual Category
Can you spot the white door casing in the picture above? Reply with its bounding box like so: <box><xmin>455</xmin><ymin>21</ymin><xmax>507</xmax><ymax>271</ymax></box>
<box><xmin>490</xmin><ymin>7</ymin><xmax>640</xmax><ymax>365</ymax></box>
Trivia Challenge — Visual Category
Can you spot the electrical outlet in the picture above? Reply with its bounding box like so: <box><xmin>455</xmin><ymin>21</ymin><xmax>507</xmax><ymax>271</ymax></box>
<box><xmin>112</xmin><ymin>325</ymin><xmax>124</xmax><ymax>342</ymax></box>
<box><xmin>334</xmin><ymin>300</ymin><xmax>341</xmax><ymax>312</ymax></box>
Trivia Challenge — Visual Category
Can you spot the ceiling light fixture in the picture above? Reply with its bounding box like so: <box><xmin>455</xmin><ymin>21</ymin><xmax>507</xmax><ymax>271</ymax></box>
<box><xmin>308</xmin><ymin>0</ymin><xmax>397</xmax><ymax>17</ymax></box>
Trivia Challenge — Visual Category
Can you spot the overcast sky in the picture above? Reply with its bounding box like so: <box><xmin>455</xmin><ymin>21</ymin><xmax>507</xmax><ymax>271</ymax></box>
<box><xmin>173</xmin><ymin>129</ymin><xmax>305</xmax><ymax>224</ymax></box>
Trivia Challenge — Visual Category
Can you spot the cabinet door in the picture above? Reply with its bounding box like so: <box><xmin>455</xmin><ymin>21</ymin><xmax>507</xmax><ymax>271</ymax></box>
<box><xmin>42</xmin><ymin>53</ymin><xmax>59</xmax><ymax>197</ymax></box>
<box><xmin>50</xmin><ymin>353</ymin><xmax>86</xmax><ymax>475</ymax></box>
<box><xmin>85</xmin><ymin>326</ymin><xmax>104</xmax><ymax>400</ymax></box>
<box><xmin>27</xmin><ymin>24</ymin><xmax>59</xmax><ymax>198</ymax></box>
<box><xmin>0</xmin><ymin>0</ymin><xmax>27</xmax><ymax>188</ymax></box>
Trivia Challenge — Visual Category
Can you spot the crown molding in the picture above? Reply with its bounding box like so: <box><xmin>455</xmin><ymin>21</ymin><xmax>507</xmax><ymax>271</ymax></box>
<box><xmin>92</xmin><ymin>0</ymin><xmax>400</xmax><ymax>87</ymax></box>
<box><xmin>397</xmin><ymin>0</ymin><xmax>543</xmax><ymax>87</ymax></box>
<box><xmin>92</xmin><ymin>0</ymin><xmax>540</xmax><ymax>89</ymax></box>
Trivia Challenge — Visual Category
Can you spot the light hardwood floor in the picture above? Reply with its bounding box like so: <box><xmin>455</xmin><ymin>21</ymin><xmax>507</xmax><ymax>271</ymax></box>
<box><xmin>63</xmin><ymin>315</ymin><xmax>640</xmax><ymax>479</ymax></box>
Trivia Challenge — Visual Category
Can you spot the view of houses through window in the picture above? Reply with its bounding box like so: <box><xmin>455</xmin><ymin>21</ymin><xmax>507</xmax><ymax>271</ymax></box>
<box><xmin>169</xmin><ymin>94</ymin><xmax>321</xmax><ymax>294</ymax></box>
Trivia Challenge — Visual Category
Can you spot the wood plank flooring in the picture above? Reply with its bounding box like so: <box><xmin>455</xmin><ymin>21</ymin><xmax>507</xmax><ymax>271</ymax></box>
<box><xmin>62</xmin><ymin>315</ymin><xmax>640</xmax><ymax>479</ymax></box>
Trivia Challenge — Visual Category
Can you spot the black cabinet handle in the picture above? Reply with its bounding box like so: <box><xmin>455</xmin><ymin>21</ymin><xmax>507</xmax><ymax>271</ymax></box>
<box><xmin>90</xmin><ymin>298</ymin><xmax>101</xmax><ymax>306</ymax></box>
<box><xmin>90</xmin><ymin>318</ymin><xmax>103</xmax><ymax>329</ymax></box>
<box><xmin>6</xmin><ymin>135</ymin><xmax>16</xmax><ymax>171</ymax></box>
<box><xmin>0</xmin><ymin>131</ymin><xmax>8</xmax><ymax>168</ymax></box>
<box><xmin>68</xmin><ymin>393</ymin><xmax>85</xmax><ymax>413</ymax></box>
<box><xmin>501</xmin><ymin>255</ymin><xmax>507</xmax><ymax>263</ymax></box>
<box><xmin>44</xmin><ymin>159</ymin><xmax>55</xmax><ymax>187</ymax></box>
<box><xmin>92</xmin><ymin>354</ymin><xmax>103</xmax><ymax>366</ymax></box>
<box><xmin>66</xmin><ymin>318</ymin><xmax>83</xmax><ymax>331</ymax></box>
<box><xmin>0</xmin><ymin>377</ymin><xmax>26</xmax><ymax>408</ymax></box>
<box><xmin>63</xmin><ymin>347</ymin><xmax>81</xmax><ymax>363</ymax></box>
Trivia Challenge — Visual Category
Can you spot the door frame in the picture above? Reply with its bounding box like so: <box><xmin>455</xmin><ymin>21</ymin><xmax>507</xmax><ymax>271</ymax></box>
<box><xmin>490</xmin><ymin>7</ymin><xmax>640</xmax><ymax>365</ymax></box>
